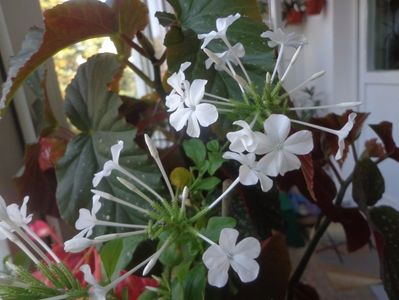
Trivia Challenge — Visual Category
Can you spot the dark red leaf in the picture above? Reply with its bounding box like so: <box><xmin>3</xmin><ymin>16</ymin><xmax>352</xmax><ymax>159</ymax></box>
<box><xmin>369</xmin><ymin>121</ymin><xmax>399</xmax><ymax>162</ymax></box>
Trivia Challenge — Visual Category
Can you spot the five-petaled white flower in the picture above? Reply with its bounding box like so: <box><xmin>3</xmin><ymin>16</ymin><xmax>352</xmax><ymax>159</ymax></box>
<box><xmin>64</xmin><ymin>233</ymin><xmax>95</xmax><ymax>253</ymax></box>
<box><xmin>198</xmin><ymin>13</ymin><xmax>241</xmax><ymax>48</ymax></box>
<box><xmin>261</xmin><ymin>28</ymin><xmax>306</xmax><ymax>49</ymax></box>
<box><xmin>205</xmin><ymin>43</ymin><xmax>245</xmax><ymax>71</ymax></box>
<box><xmin>226</xmin><ymin>120</ymin><xmax>260</xmax><ymax>153</ymax></box>
<box><xmin>202</xmin><ymin>228</ymin><xmax>261</xmax><ymax>288</ymax></box>
<box><xmin>75</xmin><ymin>196</ymin><xmax>101</xmax><ymax>237</ymax></box>
<box><xmin>256</xmin><ymin>114</ymin><xmax>313</xmax><ymax>176</ymax></box>
<box><xmin>93</xmin><ymin>141</ymin><xmax>123</xmax><ymax>187</ymax></box>
<box><xmin>169</xmin><ymin>79</ymin><xmax>218</xmax><ymax>137</ymax></box>
<box><xmin>80</xmin><ymin>264</ymin><xmax>107</xmax><ymax>300</ymax></box>
<box><xmin>223</xmin><ymin>152</ymin><xmax>273</xmax><ymax>192</ymax></box>
<box><xmin>165</xmin><ymin>62</ymin><xmax>191</xmax><ymax>112</ymax></box>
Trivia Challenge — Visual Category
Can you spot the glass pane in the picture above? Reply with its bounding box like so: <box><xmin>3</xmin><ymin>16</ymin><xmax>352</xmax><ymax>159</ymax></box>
<box><xmin>369</xmin><ymin>0</ymin><xmax>399</xmax><ymax>70</ymax></box>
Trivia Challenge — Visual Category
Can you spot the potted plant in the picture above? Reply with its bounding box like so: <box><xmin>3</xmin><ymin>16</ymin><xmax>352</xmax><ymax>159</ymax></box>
<box><xmin>306</xmin><ymin>0</ymin><xmax>325</xmax><ymax>15</ymax></box>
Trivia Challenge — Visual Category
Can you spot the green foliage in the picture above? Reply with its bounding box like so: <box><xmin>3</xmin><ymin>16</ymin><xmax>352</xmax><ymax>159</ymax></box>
<box><xmin>101</xmin><ymin>235</ymin><xmax>144</xmax><ymax>280</ymax></box>
<box><xmin>352</xmin><ymin>158</ymin><xmax>385</xmax><ymax>207</ymax></box>
<box><xmin>182</xmin><ymin>139</ymin><xmax>207</xmax><ymax>167</ymax></box>
<box><xmin>163</xmin><ymin>0</ymin><xmax>274</xmax><ymax>100</ymax></box>
<box><xmin>56</xmin><ymin>53</ymin><xmax>160</xmax><ymax>224</ymax></box>
<box><xmin>204</xmin><ymin>216</ymin><xmax>236</xmax><ymax>242</ymax></box>
<box><xmin>0</xmin><ymin>263</ymin><xmax>86</xmax><ymax>300</ymax></box>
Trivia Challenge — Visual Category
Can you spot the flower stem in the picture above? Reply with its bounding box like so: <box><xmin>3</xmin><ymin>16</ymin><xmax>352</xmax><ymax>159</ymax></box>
<box><xmin>208</xmin><ymin>178</ymin><xmax>240</xmax><ymax>209</ymax></box>
<box><xmin>271</xmin><ymin>44</ymin><xmax>284</xmax><ymax>82</ymax></box>
<box><xmin>204</xmin><ymin>92</ymin><xmax>231</xmax><ymax>102</ymax></box>
<box><xmin>116</xmin><ymin>177</ymin><xmax>154</xmax><ymax>206</ymax></box>
<box><xmin>23</xmin><ymin>225</ymin><xmax>60</xmax><ymax>263</ymax></box>
<box><xmin>95</xmin><ymin>220</ymin><xmax>147</xmax><ymax>230</ymax></box>
<box><xmin>94</xmin><ymin>230</ymin><xmax>146</xmax><ymax>242</ymax></box>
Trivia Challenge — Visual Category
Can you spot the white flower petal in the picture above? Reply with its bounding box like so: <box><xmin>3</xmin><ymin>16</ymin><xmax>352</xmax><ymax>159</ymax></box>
<box><xmin>64</xmin><ymin>237</ymin><xmax>94</xmax><ymax>253</ymax></box>
<box><xmin>258</xmin><ymin>151</ymin><xmax>279</xmax><ymax>177</ymax></box>
<box><xmin>263</xmin><ymin>114</ymin><xmax>291</xmax><ymax>142</ymax></box>
<box><xmin>239</xmin><ymin>165</ymin><xmax>259</xmax><ymax>186</ymax></box>
<box><xmin>202</xmin><ymin>244</ymin><xmax>226</xmax><ymax>269</ymax></box>
<box><xmin>186</xmin><ymin>113</ymin><xmax>201</xmax><ymax>137</ymax></box>
<box><xmin>111</xmin><ymin>140</ymin><xmax>123</xmax><ymax>164</ymax></box>
<box><xmin>284</xmin><ymin>130</ymin><xmax>313</xmax><ymax>155</ymax></box>
<box><xmin>198</xmin><ymin>31</ymin><xmax>218</xmax><ymax>49</ymax></box>
<box><xmin>207</xmin><ymin>262</ymin><xmax>230</xmax><ymax>288</ymax></box>
<box><xmin>223</xmin><ymin>151</ymin><xmax>244</xmax><ymax>164</ymax></box>
<box><xmin>169</xmin><ymin>107</ymin><xmax>192</xmax><ymax>131</ymax></box>
<box><xmin>254</xmin><ymin>132</ymin><xmax>273</xmax><ymax>155</ymax></box>
<box><xmin>219</xmin><ymin>228</ymin><xmax>239</xmax><ymax>251</ymax></box>
<box><xmin>80</xmin><ymin>264</ymin><xmax>97</xmax><ymax>287</ymax></box>
<box><xmin>230</xmin><ymin>255</ymin><xmax>259</xmax><ymax>283</ymax></box>
<box><xmin>165</xmin><ymin>94</ymin><xmax>183</xmax><ymax>112</ymax></box>
<box><xmin>216</xmin><ymin>13</ymin><xmax>240</xmax><ymax>33</ymax></box>
<box><xmin>188</xmin><ymin>79</ymin><xmax>207</xmax><ymax>106</ymax></box>
<box><xmin>195</xmin><ymin>103</ymin><xmax>218</xmax><ymax>127</ymax></box>
<box><xmin>257</xmin><ymin>172</ymin><xmax>273</xmax><ymax>192</ymax></box>
<box><xmin>233</xmin><ymin>237</ymin><xmax>261</xmax><ymax>258</ymax></box>
<box><xmin>279</xmin><ymin>150</ymin><xmax>301</xmax><ymax>175</ymax></box>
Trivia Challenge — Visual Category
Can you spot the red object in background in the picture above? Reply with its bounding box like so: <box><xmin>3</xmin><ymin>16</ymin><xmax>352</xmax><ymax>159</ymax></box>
<box><xmin>115</xmin><ymin>271</ymin><xmax>158</xmax><ymax>300</ymax></box>
<box><xmin>306</xmin><ymin>0</ymin><xmax>325</xmax><ymax>15</ymax></box>
<box><xmin>286</xmin><ymin>9</ymin><xmax>303</xmax><ymax>25</ymax></box>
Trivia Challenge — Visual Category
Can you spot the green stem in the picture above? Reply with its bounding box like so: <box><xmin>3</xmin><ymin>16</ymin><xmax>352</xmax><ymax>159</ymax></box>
<box><xmin>126</xmin><ymin>61</ymin><xmax>156</xmax><ymax>89</ymax></box>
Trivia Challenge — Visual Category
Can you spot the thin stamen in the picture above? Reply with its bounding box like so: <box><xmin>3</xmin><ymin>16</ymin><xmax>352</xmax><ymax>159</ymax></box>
<box><xmin>288</xmin><ymin>101</ymin><xmax>361</xmax><ymax>111</ymax></box>
<box><xmin>201</xmin><ymin>99</ymin><xmax>235</xmax><ymax>106</ymax></box>
<box><xmin>281</xmin><ymin>70</ymin><xmax>325</xmax><ymax>97</ymax></box>
<box><xmin>41</xmin><ymin>295</ymin><xmax>69</xmax><ymax>300</ymax></box>
<box><xmin>208</xmin><ymin>177</ymin><xmax>240</xmax><ymax>209</ymax></box>
<box><xmin>23</xmin><ymin>225</ymin><xmax>60</xmax><ymax>263</ymax></box>
<box><xmin>271</xmin><ymin>44</ymin><xmax>285</xmax><ymax>82</ymax></box>
<box><xmin>204</xmin><ymin>92</ymin><xmax>231</xmax><ymax>102</ymax></box>
<box><xmin>180</xmin><ymin>186</ymin><xmax>189</xmax><ymax>216</ymax></box>
<box><xmin>116</xmin><ymin>177</ymin><xmax>154</xmax><ymax>205</ymax></box>
<box><xmin>290</xmin><ymin>118</ymin><xmax>342</xmax><ymax>135</ymax></box>
<box><xmin>193</xmin><ymin>230</ymin><xmax>217</xmax><ymax>246</ymax></box>
<box><xmin>95</xmin><ymin>220</ymin><xmax>147</xmax><ymax>230</ymax></box>
<box><xmin>116</xmin><ymin>166</ymin><xmax>165</xmax><ymax>203</ymax></box>
<box><xmin>94</xmin><ymin>230</ymin><xmax>146</xmax><ymax>242</ymax></box>
<box><xmin>0</xmin><ymin>227</ymin><xmax>39</xmax><ymax>264</ymax></box>
<box><xmin>145</xmin><ymin>134</ymin><xmax>175</xmax><ymax>201</ymax></box>
<box><xmin>143</xmin><ymin>237</ymin><xmax>171</xmax><ymax>276</ymax></box>
<box><xmin>91</xmin><ymin>189</ymin><xmax>149</xmax><ymax>215</ymax></box>
<box><xmin>280</xmin><ymin>44</ymin><xmax>303</xmax><ymax>82</ymax></box>
<box><xmin>222</xmin><ymin>36</ymin><xmax>252</xmax><ymax>83</ymax></box>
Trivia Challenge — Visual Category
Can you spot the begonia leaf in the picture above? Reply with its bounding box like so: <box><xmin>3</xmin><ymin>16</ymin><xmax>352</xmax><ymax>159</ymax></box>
<box><xmin>1</xmin><ymin>0</ymin><xmax>148</xmax><ymax>116</ymax></box>
<box><xmin>370</xmin><ymin>206</ymin><xmax>399</xmax><ymax>299</ymax></box>
<box><xmin>56</xmin><ymin>53</ymin><xmax>160</xmax><ymax>224</ymax></box>
<box><xmin>370</xmin><ymin>121</ymin><xmax>399</xmax><ymax>162</ymax></box>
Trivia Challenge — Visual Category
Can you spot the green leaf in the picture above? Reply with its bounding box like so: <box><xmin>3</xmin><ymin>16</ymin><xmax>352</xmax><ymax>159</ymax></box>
<box><xmin>155</xmin><ymin>11</ymin><xmax>178</xmax><ymax>27</ymax></box>
<box><xmin>352</xmin><ymin>158</ymin><xmax>385</xmax><ymax>207</ymax></box>
<box><xmin>56</xmin><ymin>53</ymin><xmax>160</xmax><ymax>224</ymax></box>
<box><xmin>206</xmin><ymin>140</ymin><xmax>219</xmax><ymax>152</ymax></box>
<box><xmin>183</xmin><ymin>264</ymin><xmax>206</xmax><ymax>300</ymax></box>
<box><xmin>164</xmin><ymin>0</ymin><xmax>274</xmax><ymax>99</ymax></box>
<box><xmin>195</xmin><ymin>176</ymin><xmax>220</xmax><ymax>191</ymax></box>
<box><xmin>100</xmin><ymin>235</ymin><xmax>144</xmax><ymax>280</ymax></box>
<box><xmin>182</xmin><ymin>139</ymin><xmax>206</xmax><ymax>167</ymax></box>
<box><xmin>370</xmin><ymin>206</ymin><xmax>399</xmax><ymax>299</ymax></box>
<box><xmin>207</xmin><ymin>152</ymin><xmax>224</xmax><ymax>175</ymax></box>
<box><xmin>138</xmin><ymin>291</ymin><xmax>158</xmax><ymax>300</ymax></box>
<box><xmin>204</xmin><ymin>216</ymin><xmax>236</xmax><ymax>242</ymax></box>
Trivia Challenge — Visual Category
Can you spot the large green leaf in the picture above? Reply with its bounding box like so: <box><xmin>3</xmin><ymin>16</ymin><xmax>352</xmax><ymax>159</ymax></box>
<box><xmin>56</xmin><ymin>53</ymin><xmax>159</xmax><ymax>224</ymax></box>
<box><xmin>370</xmin><ymin>206</ymin><xmax>399</xmax><ymax>299</ymax></box>
<box><xmin>164</xmin><ymin>0</ymin><xmax>274</xmax><ymax>99</ymax></box>
<box><xmin>352</xmin><ymin>158</ymin><xmax>385</xmax><ymax>207</ymax></box>
<box><xmin>100</xmin><ymin>235</ymin><xmax>144</xmax><ymax>280</ymax></box>
<box><xmin>0</xmin><ymin>0</ymin><xmax>148</xmax><ymax>116</ymax></box>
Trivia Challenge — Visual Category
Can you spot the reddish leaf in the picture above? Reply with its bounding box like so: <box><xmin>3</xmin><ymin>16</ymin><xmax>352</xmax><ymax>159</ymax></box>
<box><xmin>14</xmin><ymin>144</ymin><xmax>57</xmax><ymax>217</ymax></box>
<box><xmin>299</xmin><ymin>154</ymin><xmax>315</xmax><ymax>200</ymax></box>
<box><xmin>38</xmin><ymin>137</ymin><xmax>67</xmax><ymax>171</ymax></box>
<box><xmin>294</xmin><ymin>282</ymin><xmax>320</xmax><ymax>300</ymax></box>
<box><xmin>1</xmin><ymin>0</ymin><xmax>148</xmax><ymax>114</ymax></box>
<box><xmin>365</xmin><ymin>138</ymin><xmax>385</xmax><ymax>159</ymax></box>
<box><xmin>309</xmin><ymin>110</ymin><xmax>369</xmax><ymax>165</ymax></box>
<box><xmin>369</xmin><ymin>121</ymin><xmax>399</xmax><ymax>162</ymax></box>
<box><xmin>233</xmin><ymin>233</ymin><xmax>291</xmax><ymax>300</ymax></box>
<box><xmin>115</xmin><ymin>272</ymin><xmax>157</xmax><ymax>300</ymax></box>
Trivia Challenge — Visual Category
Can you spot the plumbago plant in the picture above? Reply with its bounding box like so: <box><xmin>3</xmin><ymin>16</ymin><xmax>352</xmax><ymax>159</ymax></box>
<box><xmin>1</xmin><ymin>0</ymin><xmax>399</xmax><ymax>299</ymax></box>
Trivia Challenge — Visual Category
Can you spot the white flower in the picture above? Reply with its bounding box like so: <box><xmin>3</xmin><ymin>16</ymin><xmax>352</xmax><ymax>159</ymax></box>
<box><xmin>205</xmin><ymin>43</ymin><xmax>245</xmax><ymax>71</ymax></box>
<box><xmin>75</xmin><ymin>196</ymin><xmax>101</xmax><ymax>237</ymax></box>
<box><xmin>256</xmin><ymin>114</ymin><xmax>313</xmax><ymax>176</ymax></box>
<box><xmin>6</xmin><ymin>196</ymin><xmax>32</xmax><ymax>227</ymax></box>
<box><xmin>80</xmin><ymin>264</ymin><xmax>107</xmax><ymax>300</ymax></box>
<box><xmin>92</xmin><ymin>141</ymin><xmax>123</xmax><ymax>187</ymax></box>
<box><xmin>223</xmin><ymin>152</ymin><xmax>273</xmax><ymax>192</ymax></box>
<box><xmin>202</xmin><ymin>228</ymin><xmax>261</xmax><ymax>288</ymax></box>
<box><xmin>261</xmin><ymin>28</ymin><xmax>306</xmax><ymax>49</ymax></box>
<box><xmin>169</xmin><ymin>79</ymin><xmax>218</xmax><ymax>137</ymax></box>
<box><xmin>166</xmin><ymin>62</ymin><xmax>191</xmax><ymax>112</ymax></box>
<box><xmin>334</xmin><ymin>112</ymin><xmax>357</xmax><ymax>160</ymax></box>
<box><xmin>226</xmin><ymin>120</ymin><xmax>260</xmax><ymax>153</ymax></box>
<box><xmin>0</xmin><ymin>196</ymin><xmax>8</xmax><ymax>219</ymax></box>
<box><xmin>198</xmin><ymin>13</ymin><xmax>241</xmax><ymax>48</ymax></box>
<box><xmin>64</xmin><ymin>234</ymin><xmax>95</xmax><ymax>253</ymax></box>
